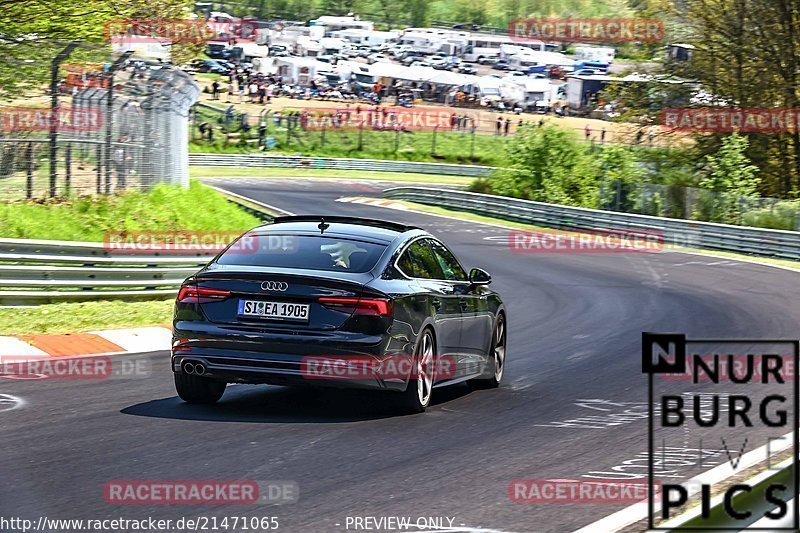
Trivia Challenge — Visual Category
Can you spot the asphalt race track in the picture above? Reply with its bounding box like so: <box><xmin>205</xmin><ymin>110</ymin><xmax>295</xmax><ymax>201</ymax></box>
<box><xmin>2</xmin><ymin>177</ymin><xmax>799</xmax><ymax>532</ymax></box>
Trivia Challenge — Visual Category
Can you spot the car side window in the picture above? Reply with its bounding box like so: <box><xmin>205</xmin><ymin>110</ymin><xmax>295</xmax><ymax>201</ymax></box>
<box><xmin>397</xmin><ymin>240</ymin><xmax>444</xmax><ymax>279</ymax></box>
<box><xmin>429</xmin><ymin>240</ymin><xmax>468</xmax><ymax>282</ymax></box>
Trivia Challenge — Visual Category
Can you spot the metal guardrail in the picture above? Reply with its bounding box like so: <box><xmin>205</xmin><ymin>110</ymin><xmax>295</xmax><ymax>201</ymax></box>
<box><xmin>383</xmin><ymin>187</ymin><xmax>800</xmax><ymax>260</ymax></box>
<box><xmin>0</xmin><ymin>239</ymin><xmax>215</xmax><ymax>305</ymax></box>
<box><xmin>0</xmin><ymin>193</ymin><xmax>276</xmax><ymax>305</ymax></box>
<box><xmin>189</xmin><ymin>153</ymin><xmax>495</xmax><ymax>177</ymax></box>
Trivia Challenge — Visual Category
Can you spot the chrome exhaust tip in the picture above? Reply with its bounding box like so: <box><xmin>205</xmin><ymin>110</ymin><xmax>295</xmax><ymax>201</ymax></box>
<box><xmin>194</xmin><ymin>363</ymin><xmax>206</xmax><ymax>376</ymax></box>
<box><xmin>182</xmin><ymin>361</ymin><xmax>196</xmax><ymax>375</ymax></box>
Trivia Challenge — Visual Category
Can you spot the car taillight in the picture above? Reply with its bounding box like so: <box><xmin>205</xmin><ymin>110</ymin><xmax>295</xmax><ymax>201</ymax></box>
<box><xmin>177</xmin><ymin>284</ymin><xmax>231</xmax><ymax>304</ymax></box>
<box><xmin>318</xmin><ymin>297</ymin><xmax>393</xmax><ymax>316</ymax></box>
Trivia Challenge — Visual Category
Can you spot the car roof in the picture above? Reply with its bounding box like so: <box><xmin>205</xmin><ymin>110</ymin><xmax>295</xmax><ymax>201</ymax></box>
<box><xmin>252</xmin><ymin>216</ymin><xmax>423</xmax><ymax>244</ymax></box>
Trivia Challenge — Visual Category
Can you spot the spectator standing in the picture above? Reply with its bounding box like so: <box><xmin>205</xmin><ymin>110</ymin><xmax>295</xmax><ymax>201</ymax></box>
<box><xmin>584</xmin><ymin>124</ymin><xmax>591</xmax><ymax>142</ymax></box>
<box><xmin>601</xmin><ymin>127</ymin><xmax>607</xmax><ymax>144</ymax></box>
<box><xmin>211</xmin><ymin>80</ymin><xmax>220</xmax><ymax>100</ymax></box>
<box><xmin>504</xmin><ymin>118</ymin><xmax>511</xmax><ymax>136</ymax></box>
<box><xmin>496</xmin><ymin>116</ymin><xmax>502</xmax><ymax>135</ymax></box>
<box><xmin>257</xmin><ymin>122</ymin><xmax>267</xmax><ymax>148</ymax></box>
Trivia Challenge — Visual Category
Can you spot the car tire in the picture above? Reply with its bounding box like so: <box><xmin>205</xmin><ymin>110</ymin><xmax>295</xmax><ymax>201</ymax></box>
<box><xmin>468</xmin><ymin>313</ymin><xmax>506</xmax><ymax>390</ymax></box>
<box><xmin>174</xmin><ymin>373</ymin><xmax>227</xmax><ymax>404</ymax></box>
<box><xmin>397</xmin><ymin>328</ymin><xmax>436</xmax><ymax>414</ymax></box>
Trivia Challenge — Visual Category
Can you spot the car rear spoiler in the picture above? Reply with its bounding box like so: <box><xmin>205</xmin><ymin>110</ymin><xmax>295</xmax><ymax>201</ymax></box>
<box><xmin>271</xmin><ymin>216</ymin><xmax>419</xmax><ymax>233</ymax></box>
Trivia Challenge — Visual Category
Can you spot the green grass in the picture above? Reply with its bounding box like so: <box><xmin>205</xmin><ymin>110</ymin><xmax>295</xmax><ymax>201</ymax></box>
<box><xmin>188</xmin><ymin>128</ymin><xmax>510</xmax><ymax>166</ymax></box>
<box><xmin>189</xmin><ymin>166</ymin><xmax>476</xmax><ymax>185</ymax></box>
<box><xmin>0</xmin><ymin>299</ymin><xmax>174</xmax><ymax>335</ymax></box>
<box><xmin>0</xmin><ymin>181</ymin><xmax>262</xmax><ymax>241</ymax></box>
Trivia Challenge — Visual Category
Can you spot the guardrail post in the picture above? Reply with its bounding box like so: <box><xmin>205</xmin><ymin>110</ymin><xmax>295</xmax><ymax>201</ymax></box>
<box><xmin>95</xmin><ymin>144</ymin><xmax>102</xmax><ymax>194</ymax></box>
<box><xmin>65</xmin><ymin>143</ymin><xmax>72</xmax><ymax>196</ymax></box>
<box><xmin>26</xmin><ymin>142</ymin><xmax>33</xmax><ymax>199</ymax></box>
<box><xmin>470</xmin><ymin>128</ymin><xmax>476</xmax><ymax>159</ymax></box>
<box><xmin>795</xmin><ymin>203</ymin><xmax>800</xmax><ymax>231</ymax></box>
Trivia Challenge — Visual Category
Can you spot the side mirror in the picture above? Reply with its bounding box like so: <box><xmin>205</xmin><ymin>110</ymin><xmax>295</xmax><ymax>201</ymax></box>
<box><xmin>469</xmin><ymin>268</ymin><xmax>492</xmax><ymax>286</ymax></box>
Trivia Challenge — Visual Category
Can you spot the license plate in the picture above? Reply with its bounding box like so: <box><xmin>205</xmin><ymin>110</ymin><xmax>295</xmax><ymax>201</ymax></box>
<box><xmin>238</xmin><ymin>300</ymin><xmax>310</xmax><ymax>322</ymax></box>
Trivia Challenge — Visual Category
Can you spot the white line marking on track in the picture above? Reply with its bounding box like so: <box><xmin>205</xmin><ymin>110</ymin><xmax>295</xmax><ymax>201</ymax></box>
<box><xmin>207</xmin><ymin>185</ymin><xmax>295</xmax><ymax>216</ymax></box>
<box><xmin>0</xmin><ymin>393</ymin><xmax>25</xmax><ymax>411</ymax></box>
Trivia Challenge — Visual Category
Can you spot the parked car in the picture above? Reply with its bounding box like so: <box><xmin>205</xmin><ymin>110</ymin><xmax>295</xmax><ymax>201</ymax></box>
<box><xmin>270</xmin><ymin>45</ymin><xmax>289</xmax><ymax>57</ymax></box>
<box><xmin>457</xmin><ymin>64</ymin><xmax>477</xmax><ymax>75</ymax></box>
<box><xmin>478</xmin><ymin>56</ymin><xmax>498</xmax><ymax>65</ymax></box>
<box><xmin>367</xmin><ymin>53</ymin><xmax>391</xmax><ymax>64</ymax></box>
<box><xmin>428</xmin><ymin>56</ymin><xmax>450</xmax><ymax>69</ymax></box>
<box><xmin>171</xmin><ymin>216</ymin><xmax>507</xmax><ymax>413</ymax></box>
<box><xmin>206</xmin><ymin>43</ymin><xmax>230</xmax><ymax>59</ymax></box>
<box><xmin>402</xmin><ymin>53</ymin><xmax>425</xmax><ymax>66</ymax></box>
<box><xmin>492</xmin><ymin>59</ymin><xmax>509</xmax><ymax>70</ymax></box>
<box><xmin>191</xmin><ymin>59</ymin><xmax>230</xmax><ymax>74</ymax></box>
<box><xmin>572</xmin><ymin>68</ymin><xmax>605</xmax><ymax>76</ymax></box>
<box><xmin>392</xmin><ymin>45</ymin><xmax>412</xmax><ymax>58</ymax></box>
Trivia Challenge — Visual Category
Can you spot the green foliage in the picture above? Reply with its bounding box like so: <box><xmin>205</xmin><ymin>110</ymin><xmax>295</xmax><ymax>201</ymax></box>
<box><xmin>0</xmin><ymin>299</ymin><xmax>174</xmax><ymax>336</ymax></box>
<box><xmin>491</xmin><ymin>124</ymin><xmax>597</xmax><ymax>207</ymax></box>
<box><xmin>0</xmin><ymin>0</ymin><xmax>197</xmax><ymax>99</ymax></box>
<box><xmin>742</xmin><ymin>201</ymin><xmax>800</xmax><ymax>231</ymax></box>
<box><xmin>700</xmin><ymin>134</ymin><xmax>760</xmax><ymax>197</ymax></box>
<box><xmin>189</xmin><ymin>128</ymin><xmax>510</xmax><ymax>166</ymax></box>
<box><xmin>0</xmin><ymin>181</ymin><xmax>261</xmax><ymax>240</ymax></box>
<box><xmin>696</xmin><ymin>134</ymin><xmax>761</xmax><ymax>223</ymax></box>
<box><xmin>597</xmin><ymin>144</ymin><xmax>643</xmax><ymax>183</ymax></box>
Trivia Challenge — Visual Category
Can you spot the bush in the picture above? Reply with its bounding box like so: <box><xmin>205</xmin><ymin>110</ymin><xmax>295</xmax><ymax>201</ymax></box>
<box><xmin>491</xmin><ymin>124</ymin><xmax>597</xmax><ymax>207</ymax></box>
<box><xmin>742</xmin><ymin>201</ymin><xmax>800</xmax><ymax>230</ymax></box>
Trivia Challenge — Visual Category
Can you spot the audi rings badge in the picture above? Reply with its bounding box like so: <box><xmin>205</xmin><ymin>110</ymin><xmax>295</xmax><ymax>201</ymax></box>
<box><xmin>261</xmin><ymin>281</ymin><xmax>289</xmax><ymax>291</ymax></box>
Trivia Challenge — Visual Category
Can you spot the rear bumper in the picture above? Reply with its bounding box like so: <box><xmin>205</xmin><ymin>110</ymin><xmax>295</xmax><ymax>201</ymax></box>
<box><xmin>171</xmin><ymin>321</ymin><xmax>411</xmax><ymax>391</ymax></box>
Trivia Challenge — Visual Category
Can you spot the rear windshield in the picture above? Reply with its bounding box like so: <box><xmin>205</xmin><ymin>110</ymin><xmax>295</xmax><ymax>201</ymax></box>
<box><xmin>216</xmin><ymin>234</ymin><xmax>387</xmax><ymax>273</ymax></box>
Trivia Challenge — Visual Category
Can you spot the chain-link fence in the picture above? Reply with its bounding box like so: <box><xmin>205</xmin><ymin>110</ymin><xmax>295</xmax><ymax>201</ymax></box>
<box><xmin>0</xmin><ymin>45</ymin><xmax>199</xmax><ymax>200</ymax></box>
<box><xmin>599</xmin><ymin>180</ymin><xmax>800</xmax><ymax>230</ymax></box>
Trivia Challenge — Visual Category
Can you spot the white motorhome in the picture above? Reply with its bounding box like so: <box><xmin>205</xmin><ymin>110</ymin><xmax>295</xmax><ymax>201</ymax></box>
<box><xmin>507</xmin><ymin>50</ymin><xmax>575</xmax><ymax>71</ymax></box>
<box><xmin>463</xmin><ymin>34</ymin><xmax>544</xmax><ymax>63</ymax></box>
<box><xmin>296</xmin><ymin>36</ymin><xmax>322</xmax><ymax>57</ymax></box>
<box><xmin>310</xmin><ymin>16</ymin><xmax>374</xmax><ymax>34</ymax></box>
<box><xmin>574</xmin><ymin>46</ymin><xmax>615</xmax><ymax>64</ymax></box>
<box><xmin>331</xmin><ymin>29</ymin><xmax>399</xmax><ymax>47</ymax></box>
<box><xmin>275</xmin><ymin>57</ymin><xmax>333</xmax><ymax>85</ymax></box>
<box><xmin>477</xmin><ymin>76</ymin><xmax>503</xmax><ymax>102</ymax></box>
<box><xmin>319</xmin><ymin>37</ymin><xmax>352</xmax><ymax>55</ymax></box>
<box><xmin>399</xmin><ymin>29</ymin><xmax>446</xmax><ymax>54</ymax></box>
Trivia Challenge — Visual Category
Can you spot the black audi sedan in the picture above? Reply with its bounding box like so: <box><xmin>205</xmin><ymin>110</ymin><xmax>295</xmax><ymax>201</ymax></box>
<box><xmin>172</xmin><ymin>216</ymin><xmax>506</xmax><ymax>413</ymax></box>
